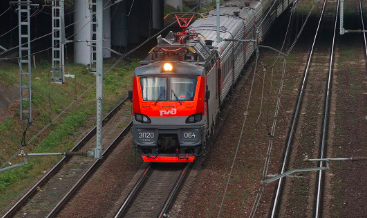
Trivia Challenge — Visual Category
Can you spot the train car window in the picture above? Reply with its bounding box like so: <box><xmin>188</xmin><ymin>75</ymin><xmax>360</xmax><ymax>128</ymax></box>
<box><xmin>170</xmin><ymin>77</ymin><xmax>197</xmax><ymax>101</ymax></box>
<box><xmin>140</xmin><ymin>77</ymin><xmax>167</xmax><ymax>101</ymax></box>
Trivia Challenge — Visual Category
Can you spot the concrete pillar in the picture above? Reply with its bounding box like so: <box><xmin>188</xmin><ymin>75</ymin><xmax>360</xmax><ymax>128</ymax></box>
<box><xmin>103</xmin><ymin>0</ymin><xmax>111</xmax><ymax>58</ymax></box>
<box><xmin>111</xmin><ymin>1</ymin><xmax>128</xmax><ymax>47</ymax></box>
<box><xmin>165</xmin><ymin>0</ymin><xmax>182</xmax><ymax>11</ymax></box>
<box><xmin>74</xmin><ymin>0</ymin><xmax>91</xmax><ymax>65</ymax></box>
<box><xmin>152</xmin><ymin>0</ymin><xmax>164</xmax><ymax>30</ymax></box>
<box><xmin>127</xmin><ymin>0</ymin><xmax>140</xmax><ymax>44</ymax></box>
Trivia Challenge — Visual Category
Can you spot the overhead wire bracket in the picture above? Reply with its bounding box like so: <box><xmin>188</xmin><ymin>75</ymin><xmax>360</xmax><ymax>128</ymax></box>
<box><xmin>0</xmin><ymin>151</ymin><xmax>88</xmax><ymax>173</ymax></box>
<box><xmin>261</xmin><ymin>156</ymin><xmax>367</xmax><ymax>185</ymax></box>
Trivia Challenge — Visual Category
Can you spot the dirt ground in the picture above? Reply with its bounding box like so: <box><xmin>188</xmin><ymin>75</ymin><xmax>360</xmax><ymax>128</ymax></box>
<box><xmin>0</xmin><ymin>82</ymin><xmax>19</xmax><ymax>122</ymax></box>
<box><xmin>170</xmin><ymin>11</ymin><xmax>312</xmax><ymax>218</ymax></box>
<box><xmin>2</xmin><ymin>1</ymin><xmax>367</xmax><ymax>218</ymax></box>
<box><xmin>170</xmin><ymin>4</ymin><xmax>367</xmax><ymax>218</ymax></box>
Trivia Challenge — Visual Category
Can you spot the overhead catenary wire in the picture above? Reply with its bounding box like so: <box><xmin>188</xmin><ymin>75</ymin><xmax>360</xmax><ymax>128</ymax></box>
<box><xmin>217</xmin><ymin>46</ymin><xmax>260</xmax><ymax>218</ymax></box>
<box><xmin>105</xmin><ymin>5</ymin><xmax>200</xmax><ymax>74</ymax></box>
<box><xmin>0</xmin><ymin>0</ymin><xmax>115</xmax><ymax>58</ymax></box>
<box><xmin>256</xmin><ymin>1</ymin><xmax>297</xmax><ymax>125</ymax></box>
<box><xmin>10</xmin><ymin>4</ymin><xmax>43</xmax><ymax>18</ymax></box>
<box><xmin>0</xmin><ymin>0</ymin><xmax>138</xmax><ymax>60</ymax></box>
<box><xmin>1</xmin><ymin>1</ymin><xmax>136</xmax><ymax>62</ymax></box>
<box><xmin>212</xmin><ymin>1</ymin><xmax>302</xmax><ymax>216</ymax></box>
<box><xmin>359</xmin><ymin>0</ymin><xmax>367</xmax><ymax>61</ymax></box>
<box><xmin>315</xmin><ymin>0</ymin><xmax>339</xmax><ymax>216</ymax></box>
<box><xmin>249</xmin><ymin>57</ymin><xmax>287</xmax><ymax>218</ymax></box>
<box><xmin>259</xmin><ymin>1</ymin><xmax>297</xmax><ymax>139</ymax></box>
<box><xmin>269</xmin><ymin>0</ymin><xmax>328</xmax><ymax>216</ymax></box>
<box><xmin>216</xmin><ymin>1</ymin><xmax>301</xmax><ymax>216</ymax></box>
<box><xmin>0</xmin><ymin>7</ymin><xmax>11</xmax><ymax>17</ymax></box>
<box><xmin>1</xmin><ymin>3</ymin><xmax>201</xmax><ymax>168</ymax></box>
<box><xmin>103</xmin><ymin>0</ymin><xmax>119</xmax><ymax>38</ymax></box>
<box><xmin>248</xmin><ymin>1</ymin><xmax>317</xmax><ymax>216</ymax></box>
<box><xmin>255</xmin><ymin>0</ymin><xmax>298</xmax><ymax>123</ymax></box>
<box><xmin>1</xmin><ymin>0</ymin><xmax>113</xmax><ymax>167</ymax></box>
<box><xmin>0</xmin><ymin>7</ymin><xmax>43</xmax><ymax>39</ymax></box>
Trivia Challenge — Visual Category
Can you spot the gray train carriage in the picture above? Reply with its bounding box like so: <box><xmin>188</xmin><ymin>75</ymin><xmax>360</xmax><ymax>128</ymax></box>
<box><xmin>131</xmin><ymin>0</ymin><xmax>294</xmax><ymax>162</ymax></box>
<box><xmin>187</xmin><ymin>0</ymin><xmax>294</xmax><ymax>136</ymax></box>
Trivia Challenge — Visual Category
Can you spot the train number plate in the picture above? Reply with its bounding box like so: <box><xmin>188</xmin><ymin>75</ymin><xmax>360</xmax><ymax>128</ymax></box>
<box><xmin>183</xmin><ymin>132</ymin><xmax>196</xmax><ymax>139</ymax></box>
<box><xmin>139</xmin><ymin>132</ymin><xmax>155</xmax><ymax>139</ymax></box>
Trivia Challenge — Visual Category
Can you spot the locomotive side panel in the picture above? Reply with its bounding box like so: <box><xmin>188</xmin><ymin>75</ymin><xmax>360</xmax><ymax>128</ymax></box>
<box><xmin>219</xmin><ymin>47</ymin><xmax>234</xmax><ymax>103</ymax></box>
<box><xmin>206</xmin><ymin>63</ymin><xmax>219</xmax><ymax>135</ymax></box>
<box><xmin>244</xmin><ymin>16</ymin><xmax>255</xmax><ymax>65</ymax></box>
<box><xmin>234</xmin><ymin>24</ymin><xmax>246</xmax><ymax>82</ymax></box>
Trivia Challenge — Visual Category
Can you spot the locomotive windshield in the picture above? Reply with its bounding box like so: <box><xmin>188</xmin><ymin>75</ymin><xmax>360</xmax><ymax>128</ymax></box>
<box><xmin>140</xmin><ymin>77</ymin><xmax>197</xmax><ymax>101</ymax></box>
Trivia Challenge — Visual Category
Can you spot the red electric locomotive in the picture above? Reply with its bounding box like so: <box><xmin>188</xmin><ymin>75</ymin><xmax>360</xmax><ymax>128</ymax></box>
<box><xmin>129</xmin><ymin>0</ymin><xmax>293</xmax><ymax>163</ymax></box>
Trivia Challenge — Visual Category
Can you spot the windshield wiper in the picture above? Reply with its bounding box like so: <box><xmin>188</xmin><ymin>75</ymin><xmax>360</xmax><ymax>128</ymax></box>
<box><xmin>154</xmin><ymin>89</ymin><xmax>165</xmax><ymax>105</ymax></box>
<box><xmin>171</xmin><ymin>90</ymin><xmax>182</xmax><ymax>105</ymax></box>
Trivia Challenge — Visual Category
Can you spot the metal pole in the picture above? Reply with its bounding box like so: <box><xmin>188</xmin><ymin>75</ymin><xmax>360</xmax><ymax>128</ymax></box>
<box><xmin>17</xmin><ymin>0</ymin><xmax>33</xmax><ymax>123</ymax></box>
<box><xmin>0</xmin><ymin>163</ymin><xmax>26</xmax><ymax>173</ymax></box>
<box><xmin>216</xmin><ymin>0</ymin><xmax>220</xmax><ymax>43</ymax></box>
<box><xmin>52</xmin><ymin>0</ymin><xmax>65</xmax><ymax>83</ymax></box>
<box><xmin>95</xmin><ymin>0</ymin><xmax>103</xmax><ymax>159</ymax></box>
<box><xmin>90</xmin><ymin>0</ymin><xmax>97</xmax><ymax>71</ymax></box>
<box><xmin>340</xmin><ymin>0</ymin><xmax>344</xmax><ymax>35</ymax></box>
<box><xmin>61</xmin><ymin>0</ymin><xmax>65</xmax><ymax>82</ymax></box>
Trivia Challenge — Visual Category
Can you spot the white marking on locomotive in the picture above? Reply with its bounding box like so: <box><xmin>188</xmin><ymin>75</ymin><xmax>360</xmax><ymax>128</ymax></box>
<box><xmin>159</xmin><ymin>108</ymin><xmax>177</xmax><ymax>116</ymax></box>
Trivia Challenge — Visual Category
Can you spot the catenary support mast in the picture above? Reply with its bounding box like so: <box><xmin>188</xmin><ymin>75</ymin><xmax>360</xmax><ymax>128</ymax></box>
<box><xmin>90</xmin><ymin>0</ymin><xmax>97</xmax><ymax>71</ymax></box>
<box><xmin>17</xmin><ymin>0</ymin><xmax>33</xmax><ymax>123</ymax></box>
<box><xmin>94</xmin><ymin>0</ymin><xmax>103</xmax><ymax>159</ymax></box>
<box><xmin>52</xmin><ymin>0</ymin><xmax>65</xmax><ymax>83</ymax></box>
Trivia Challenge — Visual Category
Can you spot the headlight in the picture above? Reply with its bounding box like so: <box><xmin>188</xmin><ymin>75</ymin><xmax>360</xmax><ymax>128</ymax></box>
<box><xmin>163</xmin><ymin>63</ymin><xmax>173</xmax><ymax>71</ymax></box>
<box><xmin>185</xmin><ymin>113</ymin><xmax>202</xmax><ymax>123</ymax></box>
<box><xmin>135</xmin><ymin>113</ymin><xmax>151</xmax><ymax>123</ymax></box>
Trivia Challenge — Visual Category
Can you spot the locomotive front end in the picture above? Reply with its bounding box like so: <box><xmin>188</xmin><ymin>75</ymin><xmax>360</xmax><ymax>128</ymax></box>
<box><xmin>131</xmin><ymin>61</ymin><xmax>206</xmax><ymax>163</ymax></box>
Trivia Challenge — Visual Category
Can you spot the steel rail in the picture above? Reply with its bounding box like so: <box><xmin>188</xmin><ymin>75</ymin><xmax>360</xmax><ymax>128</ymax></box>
<box><xmin>2</xmin><ymin>97</ymin><xmax>128</xmax><ymax>218</ymax></box>
<box><xmin>315</xmin><ymin>1</ymin><xmax>339</xmax><ymax>217</ymax></box>
<box><xmin>114</xmin><ymin>164</ymin><xmax>153</xmax><ymax>218</ymax></box>
<box><xmin>158</xmin><ymin>163</ymin><xmax>192</xmax><ymax>218</ymax></box>
<box><xmin>270</xmin><ymin>0</ymin><xmax>328</xmax><ymax>216</ymax></box>
<box><xmin>47</xmin><ymin>122</ymin><xmax>133</xmax><ymax>217</ymax></box>
<box><xmin>359</xmin><ymin>0</ymin><xmax>367</xmax><ymax>60</ymax></box>
<box><xmin>114</xmin><ymin>163</ymin><xmax>191</xmax><ymax>218</ymax></box>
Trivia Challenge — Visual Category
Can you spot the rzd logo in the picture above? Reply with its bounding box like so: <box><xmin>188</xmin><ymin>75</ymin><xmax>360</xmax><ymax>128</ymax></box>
<box><xmin>160</xmin><ymin>108</ymin><xmax>177</xmax><ymax>116</ymax></box>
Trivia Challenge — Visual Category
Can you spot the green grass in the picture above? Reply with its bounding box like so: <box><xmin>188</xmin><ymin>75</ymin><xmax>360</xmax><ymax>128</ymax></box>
<box><xmin>0</xmin><ymin>59</ymin><xmax>139</xmax><ymax>211</ymax></box>
<box><xmin>0</xmin><ymin>164</ymin><xmax>34</xmax><ymax>191</ymax></box>
<box><xmin>0</xmin><ymin>62</ymin><xmax>95</xmax><ymax>165</ymax></box>
<box><xmin>0</xmin><ymin>66</ymin><xmax>18</xmax><ymax>86</ymax></box>
<box><xmin>339</xmin><ymin>47</ymin><xmax>359</xmax><ymax>63</ymax></box>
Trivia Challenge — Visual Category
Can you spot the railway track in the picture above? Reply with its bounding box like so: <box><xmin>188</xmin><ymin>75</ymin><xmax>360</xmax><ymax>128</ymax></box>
<box><xmin>2</xmin><ymin>97</ymin><xmax>132</xmax><ymax>218</ymax></box>
<box><xmin>114</xmin><ymin>163</ymin><xmax>192</xmax><ymax>218</ymax></box>
<box><xmin>314</xmin><ymin>0</ymin><xmax>338</xmax><ymax>216</ymax></box>
<box><xmin>269</xmin><ymin>0</ymin><xmax>339</xmax><ymax>217</ymax></box>
<box><xmin>359</xmin><ymin>0</ymin><xmax>367</xmax><ymax>59</ymax></box>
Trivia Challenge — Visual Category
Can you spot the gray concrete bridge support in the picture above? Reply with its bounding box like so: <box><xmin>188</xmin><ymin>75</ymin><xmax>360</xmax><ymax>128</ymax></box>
<box><xmin>75</xmin><ymin>0</ymin><xmax>165</xmax><ymax>63</ymax></box>
<box><xmin>111</xmin><ymin>1</ymin><xmax>128</xmax><ymax>47</ymax></box>
<box><xmin>74</xmin><ymin>0</ymin><xmax>91</xmax><ymax>65</ymax></box>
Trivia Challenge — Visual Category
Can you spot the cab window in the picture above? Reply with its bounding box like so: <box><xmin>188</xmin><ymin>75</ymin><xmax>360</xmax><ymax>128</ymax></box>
<box><xmin>170</xmin><ymin>77</ymin><xmax>197</xmax><ymax>101</ymax></box>
<box><xmin>140</xmin><ymin>76</ymin><xmax>197</xmax><ymax>101</ymax></box>
<box><xmin>140</xmin><ymin>77</ymin><xmax>167</xmax><ymax>101</ymax></box>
